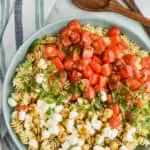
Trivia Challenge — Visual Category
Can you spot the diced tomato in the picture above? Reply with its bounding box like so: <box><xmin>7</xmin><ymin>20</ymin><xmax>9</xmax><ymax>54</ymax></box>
<box><xmin>91</xmin><ymin>63</ymin><xmax>101</xmax><ymax>74</ymax></box>
<box><xmin>107</xmin><ymin>94</ymin><xmax>113</xmax><ymax>104</ymax></box>
<box><xmin>82</xmin><ymin>46</ymin><xmax>94</xmax><ymax>59</ymax></box>
<box><xmin>81</xmin><ymin>30</ymin><xmax>92</xmax><ymax>46</ymax></box>
<box><xmin>17</xmin><ymin>105</ymin><xmax>27</xmax><ymax>112</ymax></box>
<box><xmin>110</xmin><ymin>36</ymin><xmax>120</xmax><ymax>45</ymax></box>
<box><xmin>64</xmin><ymin>59</ymin><xmax>74</xmax><ymax>71</ymax></box>
<box><xmin>123</xmin><ymin>54</ymin><xmax>136</xmax><ymax>65</ymax></box>
<box><xmin>109</xmin><ymin>115</ymin><xmax>122</xmax><ymax>128</ymax></box>
<box><xmin>141</xmin><ymin>56</ymin><xmax>150</xmax><ymax>69</ymax></box>
<box><xmin>92</xmin><ymin>55</ymin><xmax>101</xmax><ymax>64</ymax></box>
<box><xmin>126</xmin><ymin>78</ymin><xmax>142</xmax><ymax>90</ymax></box>
<box><xmin>71</xmin><ymin>93</ymin><xmax>81</xmax><ymax>102</ymax></box>
<box><xmin>141</xmin><ymin>69</ymin><xmax>150</xmax><ymax>82</ymax></box>
<box><xmin>89</xmin><ymin>73</ymin><xmax>99</xmax><ymax>85</ymax></box>
<box><xmin>102</xmin><ymin>48</ymin><xmax>116</xmax><ymax>63</ymax></box>
<box><xmin>84</xmin><ymin>86</ymin><xmax>96</xmax><ymax>100</ymax></box>
<box><xmin>69</xmin><ymin>31</ymin><xmax>80</xmax><ymax>43</ymax></box>
<box><xmin>108</xmin><ymin>27</ymin><xmax>121</xmax><ymax>37</ymax></box>
<box><xmin>71</xmin><ymin>70</ymin><xmax>82</xmax><ymax>82</ymax></box>
<box><xmin>126</xmin><ymin>92</ymin><xmax>132</xmax><ymax>101</ymax></box>
<box><xmin>99</xmin><ymin>75</ymin><xmax>108</xmax><ymax>89</ymax></box>
<box><xmin>83</xmin><ymin>65</ymin><xmax>93</xmax><ymax>78</ymax></box>
<box><xmin>101</xmin><ymin>64</ymin><xmax>112</xmax><ymax>76</ymax></box>
<box><xmin>113</xmin><ymin>45</ymin><xmax>124</xmax><ymax>58</ymax></box>
<box><xmin>68</xmin><ymin>19</ymin><xmax>81</xmax><ymax>30</ymax></box>
<box><xmin>119</xmin><ymin>39</ymin><xmax>128</xmax><ymax>50</ymax></box>
<box><xmin>111</xmin><ymin>104</ymin><xmax>120</xmax><ymax>116</ymax></box>
<box><xmin>93</xmin><ymin>38</ymin><xmax>106</xmax><ymax>55</ymax></box>
<box><xmin>53</xmin><ymin>57</ymin><xmax>64</xmax><ymax>71</ymax></box>
<box><xmin>132</xmin><ymin>99</ymin><xmax>143</xmax><ymax>107</ymax></box>
<box><xmin>61</xmin><ymin>36</ymin><xmax>72</xmax><ymax>47</ymax></box>
<box><xmin>60</xmin><ymin>27</ymin><xmax>71</xmax><ymax>37</ymax></box>
<box><xmin>44</xmin><ymin>45</ymin><xmax>58</xmax><ymax>58</ymax></box>
<box><xmin>144</xmin><ymin>81</ymin><xmax>150</xmax><ymax>93</ymax></box>
<box><xmin>72</xmin><ymin>50</ymin><xmax>80</xmax><ymax>62</ymax></box>
<box><xmin>120</xmin><ymin>65</ymin><xmax>134</xmax><ymax>78</ymax></box>
<box><xmin>57</xmin><ymin>50</ymin><xmax>66</xmax><ymax>60</ymax></box>
<box><xmin>78</xmin><ymin>58</ymin><xmax>91</xmax><ymax>71</ymax></box>
<box><xmin>91</xmin><ymin>34</ymin><xmax>100</xmax><ymax>41</ymax></box>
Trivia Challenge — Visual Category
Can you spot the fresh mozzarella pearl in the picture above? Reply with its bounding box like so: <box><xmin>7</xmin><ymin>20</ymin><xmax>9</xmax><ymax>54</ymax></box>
<box><xmin>52</xmin><ymin>114</ymin><xmax>62</xmax><ymax>122</ymax></box>
<box><xmin>92</xmin><ymin>118</ymin><xmax>102</xmax><ymax>131</ymax></box>
<box><xmin>11</xmin><ymin>111</ymin><xmax>18</xmax><ymax>118</ymax></box>
<box><xmin>49</xmin><ymin>125</ymin><xmax>59</xmax><ymax>135</ymax></box>
<box><xmin>93</xmin><ymin>145</ymin><xmax>104</xmax><ymax>150</ymax></box>
<box><xmin>96</xmin><ymin>135</ymin><xmax>104</xmax><ymax>145</ymax></box>
<box><xmin>35</xmin><ymin>73</ymin><xmax>45</xmax><ymax>84</ymax></box>
<box><xmin>42</xmin><ymin>130</ymin><xmax>51</xmax><ymax>139</ymax></box>
<box><xmin>37</xmin><ymin>100</ymin><xmax>49</xmax><ymax>114</ymax></box>
<box><xmin>67</xmin><ymin>119</ymin><xmax>74</xmax><ymax>133</ymax></box>
<box><xmin>123</xmin><ymin>133</ymin><xmax>134</xmax><ymax>142</ymax></box>
<box><xmin>8</xmin><ymin>98</ymin><xmax>17</xmax><ymax>107</ymax></box>
<box><xmin>49</xmin><ymin>103</ymin><xmax>56</xmax><ymax>109</ymax></box>
<box><xmin>77</xmin><ymin>98</ymin><xmax>84</xmax><ymax>105</ymax></box>
<box><xmin>40</xmin><ymin>119</ymin><xmax>46</xmax><ymax>128</ymax></box>
<box><xmin>120</xmin><ymin>145</ymin><xmax>128</xmax><ymax>150</ymax></box>
<box><xmin>100</xmin><ymin>91</ymin><xmax>107</xmax><ymax>102</ymax></box>
<box><xmin>86</xmin><ymin>121</ymin><xmax>95</xmax><ymax>135</ymax></box>
<box><xmin>55</xmin><ymin>105</ymin><xmax>64</xmax><ymax>113</ymax></box>
<box><xmin>69</xmin><ymin>111</ymin><xmax>78</xmax><ymax>120</ymax></box>
<box><xmin>103</xmin><ymin>127</ymin><xmax>118</xmax><ymax>140</ymax></box>
<box><xmin>24</xmin><ymin>120</ymin><xmax>30</xmax><ymax>129</ymax></box>
<box><xmin>68</xmin><ymin>135</ymin><xmax>78</xmax><ymax>145</ymax></box>
<box><xmin>103</xmin><ymin>127</ymin><xmax>112</xmax><ymax>137</ymax></box>
<box><xmin>61</xmin><ymin>141</ymin><xmax>70</xmax><ymax>150</ymax></box>
<box><xmin>19</xmin><ymin>111</ymin><xmax>26</xmax><ymax>121</ymax></box>
<box><xmin>70</xmin><ymin>146</ymin><xmax>81</xmax><ymax>150</ymax></box>
<box><xmin>28</xmin><ymin>139</ymin><xmax>38</xmax><ymax>149</ymax></box>
<box><xmin>129</xmin><ymin>127</ymin><xmax>136</xmax><ymax>135</ymax></box>
<box><xmin>110</xmin><ymin>129</ymin><xmax>119</xmax><ymax>140</ymax></box>
<box><xmin>37</xmin><ymin>59</ymin><xmax>47</xmax><ymax>69</ymax></box>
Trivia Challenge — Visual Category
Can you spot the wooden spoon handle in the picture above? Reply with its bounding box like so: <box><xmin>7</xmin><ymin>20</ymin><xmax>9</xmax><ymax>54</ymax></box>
<box><xmin>106</xmin><ymin>0</ymin><xmax>150</xmax><ymax>27</ymax></box>
<box><xmin>123</xmin><ymin>0</ymin><xmax>150</xmax><ymax>36</ymax></box>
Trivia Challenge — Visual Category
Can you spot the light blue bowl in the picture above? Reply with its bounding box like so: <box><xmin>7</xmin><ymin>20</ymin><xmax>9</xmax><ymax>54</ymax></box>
<box><xmin>2</xmin><ymin>16</ymin><xmax>150</xmax><ymax>150</ymax></box>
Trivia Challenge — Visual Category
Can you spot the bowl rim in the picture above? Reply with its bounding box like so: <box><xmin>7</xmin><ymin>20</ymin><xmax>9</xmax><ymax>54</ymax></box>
<box><xmin>2</xmin><ymin>15</ymin><xmax>150</xmax><ymax>149</ymax></box>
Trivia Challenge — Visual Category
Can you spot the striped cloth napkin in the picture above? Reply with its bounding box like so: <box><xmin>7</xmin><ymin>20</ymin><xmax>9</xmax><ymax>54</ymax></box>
<box><xmin>0</xmin><ymin>0</ymin><xmax>56</xmax><ymax>149</ymax></box>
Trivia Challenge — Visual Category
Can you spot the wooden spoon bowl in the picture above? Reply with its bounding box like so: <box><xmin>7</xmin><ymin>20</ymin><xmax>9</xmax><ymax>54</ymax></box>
<box><xmin>72</xmin><ymin>0</ymin><xmax>150</xmax><ymax>27</ymax></box>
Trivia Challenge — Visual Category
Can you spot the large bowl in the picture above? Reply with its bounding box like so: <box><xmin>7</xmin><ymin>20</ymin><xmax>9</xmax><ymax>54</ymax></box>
<box><xmin>2</xmin><ymin>15</ymin><xmax>150</xmax><ymax>150</ymax></box>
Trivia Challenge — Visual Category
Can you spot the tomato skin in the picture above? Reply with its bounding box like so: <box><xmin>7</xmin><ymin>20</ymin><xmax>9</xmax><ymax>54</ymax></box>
<box><xmin>108</xmin><ymin>27</ymin><xmax>121</xmax><ymax>36</ymax></box>
<box><xmin>53</xmin><ymin>57</ymin><xmax>64</xmax><ymax>71</ymax></box>
<box><xmin>44</xmin><ymin>45</ymin><xmax>58</xmax><ymax>58</ymax></box>
<box><xmin>110</xmin><ymin>36</ymin><xmax>120</xmax><ymax>45</ymax></box>
<box><xmin>109</xmin><ymin>115</ymin><xmax>122</xmax><ymax>128</ymax></box>
<box><xmin>71</xmin><ymin>70</ymin><xmax>82</xmax><ymax>82</ymax></box>
<box><xmin>68</xmin><ymin>19</ymin><xmax>81</xmax><ymax>30</ymax></box>
<box><xmin>81</xmin><ymin>31</ymin><xmax>92</xmax><ymax>46</ymax></box>
<box><xmin>78</xmin><ymin>59</ymin><xmax>90</xmax><ymax>71</ymax></box>
<box><xmin>84</xmin><ymin>86</ymin><xmax>96</xmax><ymax>100</ymax></box>
<box><xmin>126</xmin><ymin>78</ymin><xmax>142</xmax><ymax>90</ymax></box>
<box><xmin>72</xmin><ymin>50</ymin><xmax>80</xmax><ymax>62</ymax></box>
<box><xmin>60</xmin><ymin>27</ymin><xmax>71</xmax><ymax>37</ymax></box>
<box><xmin>90</xmin><ymin>56</ymin><xmax>101</xmax><ymax>73</ymax></box>
<box><xmin>64</xmin><ymin>59</ymin><xmax>74</xmax><ymax>71</ymax></box>
<box><xmin>83</xmin><ymin>65</ymin><xmax>93</xmax><ymax>78</ymax></box>
<box><xmin>111</xmin><ymin>104</ymin><xmax>120</xmax><ymax>116</ymax></box>
<box><xmin>89</xmin><ymin>73</ymin><xmax>99</xmax><ymax>85</ymax></box>
<box><xmin>107</xmin><ymin>94</ymin><xmax>113</xmax><ymax>104</ymax></box>
<box><xmin>70</xmin><ymin>31</ymin><xmax>80</xmax><ymax>43</ymax></box>
<box><xmin>123</xmin><ymin>54</ymin><xmax>136</xmax><ymax>65</ymax></box>
<box><xmin>141</xmin><ymin>56</ymin><xmax>150</xmax><ymax>69</ymax></box>
<box><xmin>61</xmin><ymin>36</ymin><xmax>72</xmax><ymax>47</ymax></box>
<box><xmin>82</xmin><ymin>46</ymin><xmax>94</xmax><ymax>59</ymax></box>
<box><xmin>93</xmin><ymin>38</ymin><xmax>106</xmax><ymax>55</ymax></box>
<box><xmin>101</xmin><ymin>64</ymin><xmax>112</xmax><ymax>76</ymax></box>
<box><xmin>102</xmin><ymin>48</ymin><xmax>116</xmax><ymax>63</ymax></box>
<box><xmin>91</xmin><ymin>34</ymin><xmax>100</xmax><ymax>41</ymax></box>
<box><xmin>120</xmin><ymin>65</ymin><xmax>134</xmax><ymax>79</ymax></box>
<box><xmin>57</xmin><ymin>50</ymin><xmax>66</xmax><ymax>60</ymax></box>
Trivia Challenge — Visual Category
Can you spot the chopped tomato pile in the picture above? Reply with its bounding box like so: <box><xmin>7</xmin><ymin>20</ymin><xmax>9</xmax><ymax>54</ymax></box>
<box><xmin>43</xmin><ymin>19</ymin><xmax>150</xmax><ymax>127</ymax></box>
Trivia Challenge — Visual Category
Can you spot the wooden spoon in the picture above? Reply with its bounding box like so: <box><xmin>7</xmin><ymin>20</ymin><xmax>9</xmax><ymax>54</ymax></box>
<box><xmin>123</xmin><ymin>0</ymin><xmax>150</xmax><ymax>36</ymax></box>
<box><xmin>72</xmin><ymin>0</ymin><xmax>150</xmax><ymax>27</ymax></box>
